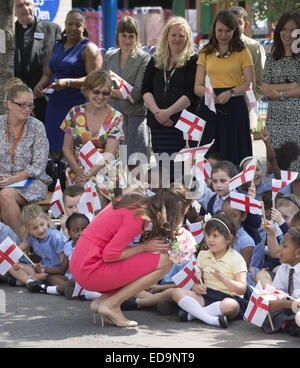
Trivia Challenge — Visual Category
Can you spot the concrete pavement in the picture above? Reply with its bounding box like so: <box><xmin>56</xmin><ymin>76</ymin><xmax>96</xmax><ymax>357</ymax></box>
<box><xmin>0</xmin><ymin>283</ymin><xmax>298</xmax><ymax>348</ymax></box>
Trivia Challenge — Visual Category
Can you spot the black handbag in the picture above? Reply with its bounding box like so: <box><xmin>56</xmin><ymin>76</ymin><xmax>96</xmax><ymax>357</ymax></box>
<box><xmin>46</xmin><ymin>157</ymin><xmax>67</xmax><ymax>192</ymax></box>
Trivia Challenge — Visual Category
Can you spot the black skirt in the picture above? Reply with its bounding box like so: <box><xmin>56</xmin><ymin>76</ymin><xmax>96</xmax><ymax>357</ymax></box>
<box><xmin>196</xmin><ymin>88</ymin><xmax>252</xmax><ymax>166</ymax></box>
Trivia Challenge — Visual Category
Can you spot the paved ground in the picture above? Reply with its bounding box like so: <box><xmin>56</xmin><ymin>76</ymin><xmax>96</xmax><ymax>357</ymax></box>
<box><xmin>0</xmin><ymin>281</ymin><xmax>299</xmax><ymax>349</ymax></box>
<box><xmin>2</xmin><ymin>140</ymin><xmax>296</xmax><ymax>350</ymax></box>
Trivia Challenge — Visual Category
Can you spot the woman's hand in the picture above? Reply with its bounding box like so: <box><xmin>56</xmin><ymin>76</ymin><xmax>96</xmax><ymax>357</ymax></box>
<box><xmin>141</xmin><ymin>238</ymin><xmax>170</xmax><ymax>253</ymax></box>
<box><xmin>33</xmin><ymin>82</ymin><xmax>45</xmax><ymax>98</ymax></box>
<box><xmin>215</xmin><ymin>90</ymin><xmax>231</xmax><ymax>104</ymax></box>
<box><xmin>154</xmin><ymin>109</ymin><xmax>171</xmax><ymax>125</ymax></box>
<box><xmin>0</xmin><ymin>174</ymin><xmax>17</xmax><ymax>187</ymax></box>
<box><xmin>74</xmin><ymin>170</ymin><xmax>90</xmax><ymax>187</ymax></box>
<box><xmin>51</xmin><ymin>78</ymin><xmax>70</xmax><ymax>91</ymax></box>
<box><xmin>263</xmin><ymin>85</ymin><xmax>280</xmax><ymax>99</ymax></box>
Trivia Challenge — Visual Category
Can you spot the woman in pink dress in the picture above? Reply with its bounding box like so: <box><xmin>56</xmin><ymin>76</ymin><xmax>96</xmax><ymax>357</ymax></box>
<box><xmin>70</xmin><ymin>185</ymin><xmax>192</xmax><ymax>327</ymax></box>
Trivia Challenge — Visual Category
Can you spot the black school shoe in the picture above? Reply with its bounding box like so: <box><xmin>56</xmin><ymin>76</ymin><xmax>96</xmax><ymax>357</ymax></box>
<box><xmin>121</xmin><ymin>297</ymin><xmax>139</xmax><ymax>310</ymax></box>
<box><xmin>26</xmin><ymin>280</ymin><xmax>48</xmax><ymax>294</ymax></box>
<box><xmin>178</xmin><ymin>309</ymin><xmax>229</xmax><ymax>328</ymax></box>
<box><xmin>156</xmin><ymin>301</ymin><xmax>179</xmax><ymax>315</ymax></box>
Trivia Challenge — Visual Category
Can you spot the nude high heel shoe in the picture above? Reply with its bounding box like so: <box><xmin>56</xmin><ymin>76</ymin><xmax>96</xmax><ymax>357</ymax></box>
<box><xmin>91</xmin><ymin>301</ymin><xmax>138</xmax><ymax>328</ymax></box>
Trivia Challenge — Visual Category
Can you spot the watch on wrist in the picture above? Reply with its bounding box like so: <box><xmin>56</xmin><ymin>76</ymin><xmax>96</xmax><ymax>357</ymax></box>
<box><xmin>230</xmin><ymin>89</ymin><xmax>235</xmax><ymax>98</ymax></box>
<box><xmin>279</xmin><ymin>91</ymin><xmax>284</xmax><ymax>100</ymax></box>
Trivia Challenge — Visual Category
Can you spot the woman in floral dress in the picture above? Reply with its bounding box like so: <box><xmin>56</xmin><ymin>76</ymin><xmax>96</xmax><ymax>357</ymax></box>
<box><xmin>61</xmin><ymin>70</ymin><xmax>124</xmax><ymax>207</ymax></box>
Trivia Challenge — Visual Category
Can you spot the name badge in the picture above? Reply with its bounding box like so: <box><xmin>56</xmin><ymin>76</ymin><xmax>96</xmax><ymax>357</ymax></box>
<box><xmin>34</xmin><ymin>32</ymin><xmax>44</xmax><ymax>40</ymax></box>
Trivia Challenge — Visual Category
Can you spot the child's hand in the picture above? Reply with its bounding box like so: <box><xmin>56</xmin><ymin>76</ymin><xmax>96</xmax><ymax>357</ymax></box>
<box><xmin>12</xmin><ymin>261</ymin><xmax>21</xmax><ymax>271</ymax></box>
<box><xmin>260</xmin><ymin>126</ymin><xmax>270</xmax><ymax>142</ymax></box>
<box><xmin>261</xmin><ymin>220</ymin><xmax>277</xmax><ymax>237</ymax></box>
<box><xmin>269</xmin><ymin>299</ymin><xmax>287</xmax><ymax>312</ymax></box>
<box><xmin>34</xmin><ymin>263</ymin><xmax>46</xmax><ymax>274</ymax></box>
<box><xmin>210</xmin><ymin>266</ymin><xmax>224</xmax><ymax>282</ymax></box>
<box><xmin>271</xmin><ymin>208</ymin><xmax>285</xmax><ymax>226</ymax></box>
<box><xmin>248</xmin><ymin>182</ymin><xmax>256</xmax><ymax>199</ymax></box>
<box><xmin>192</xmin><ymin>282</ymin><xmax>207</xmax><ymax>295</ymax></box>
<box><xmin>147</xmin><ymin>284</ymin><xmax>164</xmax><ymax>294</ymax></box>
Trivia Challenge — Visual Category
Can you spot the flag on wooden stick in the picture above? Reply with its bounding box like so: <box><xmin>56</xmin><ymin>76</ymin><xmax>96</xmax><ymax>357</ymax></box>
<box><xmin>229</xmin><ymin>158</ymin><xmax>257</xmax><ymax>191</ymax></box>
<box><xmin>245</xmin><ymin>82</ymin><xmax>259</xmax><ymax>116</ymax></box>
<box><xmin>0</xmin><ymin>237</ymin><xmax>25</xmax><ymax>275</ymax></box>
<box><xmin>110</xmin><ymin>70</ymin><xmax>133</xmax><ymax>99</ymax></box>
<box><xmin>171</xmin><ymin>259</ymin><xmax>201</xmax><ymax>290</ymax></box>
<box><xmin>230</xmin><ymin>191</ymin><xmax>262</xmax><ymax>215</ymax></box>
<box><xmin>175</xmin><ymin>109</ymin><xmax>206</xmax><ymax>142</ymax></box>
<box><xmin>50</xmin><ymin>179</ymin><xmax>64</xmax><ymax>218</ymax></box>
<box><xmin>79</xmin><ymin>141</ymin><xmax>104</xmax><ymax>173</ymax></box>
<box><xmin>205</xmin><ymin>75</ymin><xmax>216</xmax><ymax>113</ymax></box>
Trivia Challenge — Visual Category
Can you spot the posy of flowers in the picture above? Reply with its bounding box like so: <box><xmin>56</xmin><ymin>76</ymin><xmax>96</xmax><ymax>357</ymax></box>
<box><xmin>168</xmin><ymin>229</ymin><xmax>197</xmax><ymax>265</ymax></box>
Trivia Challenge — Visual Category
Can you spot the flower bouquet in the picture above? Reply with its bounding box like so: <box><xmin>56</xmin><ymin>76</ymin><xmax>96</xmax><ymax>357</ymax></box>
<box><xmin>168</xmin><ymin>230</ymin><xmax>197</xmax><ymax>265</ymax></box>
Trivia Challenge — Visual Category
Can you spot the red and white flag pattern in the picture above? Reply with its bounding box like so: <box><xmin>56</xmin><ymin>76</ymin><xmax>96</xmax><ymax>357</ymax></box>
<box><xmin>205</xmin><ymin>75</ymin><xmax>216</xmax><ymax>113</ymax></box>
<box><xmin>175</xmin><ymin>140</ymin><xmax>215</xmax><ymax>162</ymax></box>
<box><xmin>244</xmin><ymin>282</ymin><xmax>285</xmax><ymax>327</ymax></box>
<box><xmin>110</xmin><ymin>70</ymin><xmax>133</xmax><ymax>99</ymax></box>
<box><xmin>245</xmin><ymin>83</ymin><xmax>259</xmax><ymax>116</ymax></box>
<box><xmin>230</xmin><ymin>191</ymin><xmax>262</xmax><ymax>215</ymax></box>
<box><xmin>50</xmin><ymin>179</ymin><xmax>64</xmax><ymax>218</ymax></box>
<box><xmin>171</xmin><ymin>259</ymin><xmax>201</xmax><ymax>290</ymax></box>
<box><xmin>0</xmin><ymin>237</ymin><xmax>24</xmax><ymax>275</ymax></box>
<box><xmin>79</xmin><ymin>141</ymin><xmax>104</xmax><ymax>173</ymax></box>
<box><xmin>43</xmin><ymin>84</ymin><xmax>55</xmax><ymax>94</ymax></box>
<box><xmin>175</xmin><ymin>109</ymin><xmax>206</xmax><ymax>142</ymax></box>
<box><xmin>77</xmin><ymin>181</ymin><xmax>101</xmax><ymax>215</ymax></box>
<box><xmin>229</xmin><ymin>158</ymin><xmax>256</xmax><ymax>191</ymax></box>
<box><xmin>272</xmin><ymin>170</ymin><xmax>298</xmax><ymax>200</ymax></box>
<box><xmin>186</xmin><ymin>219</ymin><xmax>204</xmax><ymax>244</ymax></box>
<box><xmin>193</xmin><ymin>158</ymin><xmax>212</xmax><ymax>180</ymax></box>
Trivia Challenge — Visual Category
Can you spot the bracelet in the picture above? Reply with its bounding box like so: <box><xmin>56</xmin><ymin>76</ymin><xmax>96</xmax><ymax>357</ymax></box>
<box><xmin>66</xmin><ymin>79</ymin><xmax>70</xmax><ymax>88</ymax></box>
<box><xmin>279</xmin><ymin>91</ymin><xmax>284</xmax><ymax>100</ymax></box>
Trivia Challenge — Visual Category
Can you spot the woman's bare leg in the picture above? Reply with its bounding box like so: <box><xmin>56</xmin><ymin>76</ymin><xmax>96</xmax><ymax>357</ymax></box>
<box><xmin>95</xmin><ymin>253</ymin><xmax>172</xmax><ymax>322</ymax></box>
<box><xmin>0</xmin><ymin>188</ymin><xmax>26</xmax><ymax>240</ymax></box>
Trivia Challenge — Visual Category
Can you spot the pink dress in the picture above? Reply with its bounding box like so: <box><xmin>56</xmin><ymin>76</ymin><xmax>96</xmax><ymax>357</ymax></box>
<box><xmin>69</xmin><ymin>203</ymin><xmax>160</xmax><ymax>294</ymax></box>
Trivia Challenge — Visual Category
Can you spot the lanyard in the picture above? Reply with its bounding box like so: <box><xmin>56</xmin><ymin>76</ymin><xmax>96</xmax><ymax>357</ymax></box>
<box><xmin>6</xmin><ymin>120</ymin><xmax>24</xmax><ymax>163</ymax></box>
<box><xmin>163</xmin><ymin>67</ymin><xmax>176</xmax><ymax>96</ymax></box>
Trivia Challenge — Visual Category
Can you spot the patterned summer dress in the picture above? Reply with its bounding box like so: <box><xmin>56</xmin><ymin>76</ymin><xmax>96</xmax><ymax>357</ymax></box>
<box><xmin>0</xmin><ymin>115</ymin><xmax>51</xmax><ymax>202</ymax></box>
<box><xmin>60</xmin><ymin>104</ymin><xmax>124</xmax><ymax>200</ymax></box>
<box><xmin>262</xmin><ymin>54</ymin><xmax>300</xmax><ymax>173</ymax></box>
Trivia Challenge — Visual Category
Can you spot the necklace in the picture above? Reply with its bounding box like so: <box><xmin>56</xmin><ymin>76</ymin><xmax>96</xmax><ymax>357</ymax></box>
<box><xmin>6</xmin><ymin>118</ymin><xmax>25</xmax><ymax>163</ymax></box>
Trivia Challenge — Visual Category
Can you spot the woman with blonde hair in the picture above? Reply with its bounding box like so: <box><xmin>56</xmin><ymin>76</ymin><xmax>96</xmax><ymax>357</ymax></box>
<box><xmin>0</xmin><ymin>79</ymin><xmax>51</xmax><ymax>240</ymax></box>
<box><xmin>102</xmin><ymin>16</ymin><xmax>151</xmax><ymax>170</ymax></box>
<box><xmin>142</xmin><ymin>16</ymin><xmax>198</xmax><ymax>182</ymax></box>
<box><xmin>60</xmin><ymin>69</ymin><xmax>124</xmax><ymax>207</ymax></box>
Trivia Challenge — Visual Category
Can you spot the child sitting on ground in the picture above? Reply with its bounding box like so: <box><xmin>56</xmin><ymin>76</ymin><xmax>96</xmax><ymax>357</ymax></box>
<box><xmin>8</xmin><ymin>204</ymin><xmax>68</xmax><ymax>295</ymax></box>
<box><xmin>63</xmin><ymin>213</ymin><xmax>101</xmax><ymax>300</ymax></box>
<box><xmin>60</xmin><ymin>185</ymin><xmax>84</xmax><ymax>240</ymax></box>
<box><xmin>261</xmin><ymin>227</ymin><xmax>300</xmax><ymax>336</ymax></box>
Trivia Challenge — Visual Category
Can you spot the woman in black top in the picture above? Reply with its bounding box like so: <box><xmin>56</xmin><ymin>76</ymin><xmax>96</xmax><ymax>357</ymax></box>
<box><xmin>142</xmin><ymin>16</ymin><xmax>198</xmax><ymax>182</ymax></box>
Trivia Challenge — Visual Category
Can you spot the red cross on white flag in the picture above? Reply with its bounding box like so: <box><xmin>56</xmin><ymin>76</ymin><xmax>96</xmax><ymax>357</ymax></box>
<box><xmin>77</xmin><ymin>181</ymin><xmax>101</xmax><ymax>216</ymax></box>
<box><xmin>186</xmin><ymin>219</ymin><xmax>204</xmax><ymax>244</ymax></box>
<box><xmin>79</xmin><ymin>141</ymin><xmax>104</xmax><ymax>173</ymax></box>
<box><xmin>205</xmin><ymin>75</ymin><xmax>216</xmax><ymax>113</ymax></box>
<box><xmin>0</xmin><ymin>237</ymin><xmax>24</xmax><ymax>275</ymax></box>
<box><xmin>171</xmin><ymin>259</ymin><xmax>201</xmax><ymax>290</ymax></box>
<box><xmin>110</xmin><ymin>70</ymin><xmax>133</xmax><ymax>99</ymax></box>
<box><xmin>175</xmin><ymin>140</ymin><xmax>215</xmax><ymax>162</ymax></box>
<box><xmin>50</xmin><ymin>179</ymin><xmax>64</xmax><ymax>218</ymax></box>
<box><xmin>230</xmin><ymin>191</ymin><xmax>262</xmax><ymax>215</ymax></box>
<box><xmin>245</xmin><ymin>83</ymin><xmax>259</xmax><ymax>116</ymax></box>
<box><xmin>229</xmin><ymin>158</ymin><xmax>257</xmax><ymax>191</ymax></box>
<box><xmin>272</xmin><ymin>170</ymin><xmax>298</xmax><ymax>200</ymax></box>
<box><xmin>175</xmin><ymin>109</ymin><xmax>206</xmax><ymax>142</ymax></box>
<box><xmin>193</xmin><ymin>157</ymin><xmax>212</xmax><ymax>180</ymax></box>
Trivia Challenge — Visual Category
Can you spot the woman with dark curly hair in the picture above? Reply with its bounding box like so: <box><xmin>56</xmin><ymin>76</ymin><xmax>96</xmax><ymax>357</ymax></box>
<box><xmin>194</xmin><ymin>10</ymin><xmax>255</xmax><ymax>166</ymax></box>
<box><xmin>262</xmin><ymin>11</ymin><xmax>300</xmax><ymax>175</ymax></box>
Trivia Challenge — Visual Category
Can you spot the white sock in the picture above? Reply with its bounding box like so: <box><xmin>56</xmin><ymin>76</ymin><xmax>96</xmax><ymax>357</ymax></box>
<box><xmin>178</xmin><ymin>295</ymin><xmax>220</xmax><ymax>327</ymax></box>
<box><xmin>46</xmin><ymin>285</ymin><xmax>60</xmax><ymax>295</ymax></box>
<box><xmin>204</xmin><ymin>301</ymin><xmax>222</xmax><ymax>316</ymax></box>
<box><xmin>83</xmin><ymin>291</ymin><xmax>102</xmax><ymax>300</ymax></box>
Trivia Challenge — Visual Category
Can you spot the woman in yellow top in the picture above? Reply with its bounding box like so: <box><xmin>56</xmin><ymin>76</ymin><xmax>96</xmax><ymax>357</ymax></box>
<box><xmin>194</xmin><ymin>10</ymin><xmax>255</xmax><ymax>166</ymax></box>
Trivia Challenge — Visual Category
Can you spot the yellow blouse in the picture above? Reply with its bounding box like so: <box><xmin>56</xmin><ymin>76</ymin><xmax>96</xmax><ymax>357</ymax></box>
<box><xmin>197</xmin><ymin>48</ymin><xmax>253</xmax><ymax>88</ymax></box>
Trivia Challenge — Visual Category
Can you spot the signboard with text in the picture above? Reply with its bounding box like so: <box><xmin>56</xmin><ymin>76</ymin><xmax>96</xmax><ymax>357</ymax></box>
<box><xmin>34</xmin><ymin>0</ymin><xmax>60</xmax><ymax>22</ymax></box>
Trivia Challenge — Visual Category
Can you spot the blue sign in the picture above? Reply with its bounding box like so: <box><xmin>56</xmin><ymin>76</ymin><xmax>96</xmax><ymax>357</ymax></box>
<box><xmin>34</xmin><ymin>0</ymin><xmax>60</xmax><ymax>22</ymax></box>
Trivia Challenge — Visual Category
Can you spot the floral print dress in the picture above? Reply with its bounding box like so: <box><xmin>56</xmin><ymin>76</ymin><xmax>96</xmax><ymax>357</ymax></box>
<box><xmin>60</xmin><ymin>104</ymin><xmax>124</xmax><ymax>199</ymax></box>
